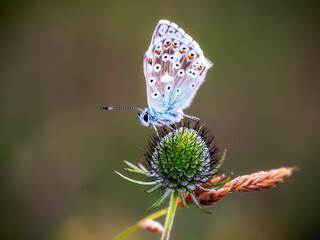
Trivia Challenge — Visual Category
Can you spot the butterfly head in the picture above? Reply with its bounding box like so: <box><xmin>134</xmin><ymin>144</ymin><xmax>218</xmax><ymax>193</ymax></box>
<box><xmin>137</xmin><ymin>109</ymin><xmax>150</xmax><ymax>127</ymax></box>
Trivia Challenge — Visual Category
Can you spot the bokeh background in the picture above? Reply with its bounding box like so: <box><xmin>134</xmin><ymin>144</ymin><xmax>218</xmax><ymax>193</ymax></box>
<box><xmin>1</xmin><ymin>0</ymin><xmax>319</xmax><ymax>239</ymax></box>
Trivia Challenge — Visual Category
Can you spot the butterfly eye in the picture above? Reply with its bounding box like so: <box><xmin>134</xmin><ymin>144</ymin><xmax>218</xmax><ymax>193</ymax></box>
<box><xmin>152</xmin><ymin>91</ymin><xmax>160</xmax><ymax>98</ymax></box>
<box><xmin>149</xmin><ymin>77</ymin><xmax>156</xmax><ymax>85</ymax></box>
<box><xmin>143</xmin><ymin>113</ymin><xmax>149</xmax><ymax>122</ymax></box>
<box><xmin>162</xmin><ymin>53</ymin><xmax>169</xmax><ymax>61</ymax></box>
<box><xmin>154</xmin><ymin>64</ymin><xmax>161</xmax><ymax>72</ymax></box>
<box><xmin>166</xmin><ymin>85</ymin><xmax>172</xmax><ymax>92</ymax></box>
<box><xmin>174</xmin><ymin>62</ymin><xmax>181</xmax><ymax>69</ymax></box>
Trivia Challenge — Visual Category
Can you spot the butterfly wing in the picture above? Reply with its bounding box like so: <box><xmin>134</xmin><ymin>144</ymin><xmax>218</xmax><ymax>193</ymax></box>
<box><xmin>143</xmin><ymin>20</ymin><xmax>212</xmax><ymax>113</ymax></box>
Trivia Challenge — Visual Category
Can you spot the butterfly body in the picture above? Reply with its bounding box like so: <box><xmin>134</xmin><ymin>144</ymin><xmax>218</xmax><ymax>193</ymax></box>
<box><xmin>101</xmin><ymin>20</ymin><xmax>212</xmax><ymax>128</ymax></box>
<box><xmin>138</xmin><ymin>108</ymin><xmax>183</xmax><ymax>127</ymax></box>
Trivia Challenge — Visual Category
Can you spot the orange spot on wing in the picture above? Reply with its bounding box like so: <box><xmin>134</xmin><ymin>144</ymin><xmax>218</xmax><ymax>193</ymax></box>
<box><xmin>179</xmin><ymin>50</ymin><xmax>186</xmax><ymax>53</ymax></box>
<box><xmin>165</xmin><ymin>43</ymin><xmax>171</xmax><ymax>47</ymax></box>
<box><xmin>188</xmin><ymin>55</ymin><xmax>194</xmax><ymax>59</ymax></box>
<box><xmin>155</xmin><ymin>50</ymin><xmax>161</xmax><ymax>55</ymax></box>
<box><xmin>198</xmin><ymin>67</ymin><xmax>202</xmax><ymax>71</ymax></box>
<box><xmin>148</xmin><ymin>58</ymin><xmax>152</xmax><ymax>64</ymax></box>
<box><xmin>200</xmin><ymin>66</ymin><xmax>205</xmax><ymax>75</ymax></box>
<box><xmin>173</xmin><ymin>45</ymin><xmax>177</xmax><ymax>48</ymax></box>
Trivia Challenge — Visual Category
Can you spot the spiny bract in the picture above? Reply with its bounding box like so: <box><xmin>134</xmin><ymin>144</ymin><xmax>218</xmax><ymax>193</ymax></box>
<box><xmin>149</xmin><ymin>128</ymin><xmax>214</xmax><ymax>189</ymax></box>
<box><xmin>116</xmin><ymin>119</ymin><xmax>224</xmax><ymax>213</ymax></box>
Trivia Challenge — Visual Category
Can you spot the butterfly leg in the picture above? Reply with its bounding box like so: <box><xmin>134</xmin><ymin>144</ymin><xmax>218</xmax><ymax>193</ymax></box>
<box><xmin>158</xmin><ymin>120</ymin><xmax>174</xmax><ymax>130</ymax></box>
<box><xmin>166</xmin><ymin>125</ymin><xmax>174</xmax><ymax>130</ymax></box>
<box><xmin>151</xmin><ymin>124</ymin><xmax>160</xmax><ymax>138</ymax></box>
<box><xmin>182</xmin><ymin>113</ymin><xmax>200</xmax><ymax>122</ymax></box>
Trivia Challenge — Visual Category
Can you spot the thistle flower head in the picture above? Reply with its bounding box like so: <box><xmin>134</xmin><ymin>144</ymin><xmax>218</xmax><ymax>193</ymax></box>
<box><xmin>144</xmin><ymin>121</ymin><xmax>221</xmax><ymax>190</ymax></box>
<box><xmin>116</xmin><ymin>119</ymin><xmax>225</xmax><ymax>213</ymax></box>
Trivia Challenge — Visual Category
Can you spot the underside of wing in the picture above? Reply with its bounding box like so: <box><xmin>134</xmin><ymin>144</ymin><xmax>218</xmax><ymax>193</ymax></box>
<box><xmin>143</xmin><ymin>20</ymin><xmax>212</xmax><ymax>113</ymax></box>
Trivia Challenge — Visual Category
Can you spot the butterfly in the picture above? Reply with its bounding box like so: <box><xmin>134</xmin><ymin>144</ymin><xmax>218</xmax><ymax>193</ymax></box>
<box><xmin>100</xmin><ymin>19</ymin><xmax>213</xmax><ymax>130</ymax></box>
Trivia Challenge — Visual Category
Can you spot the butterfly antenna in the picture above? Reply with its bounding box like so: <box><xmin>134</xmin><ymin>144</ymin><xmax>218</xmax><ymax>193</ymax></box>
<box><xmin>99</xmin><ymin>105</ymin><xmax>144</xmax><ymax>112</ymax></box>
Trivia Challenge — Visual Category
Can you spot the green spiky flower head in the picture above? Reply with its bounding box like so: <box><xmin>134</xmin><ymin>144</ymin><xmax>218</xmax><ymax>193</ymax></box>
<box><xmin>116</xmin><ymin>120</ymin><xmax>224</xmax><ymax>212</ymax></box>
<box><xmin>146</xmin><ymin>124</ymin><xmax>220</xmax><ymax>191</ymax></box>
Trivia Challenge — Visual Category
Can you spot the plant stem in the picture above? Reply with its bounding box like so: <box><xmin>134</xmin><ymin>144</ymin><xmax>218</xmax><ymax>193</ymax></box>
<box><xmin>113</xmin><ymin>208</ymin><xmax>168</xmax><ymax>240</ymax></box>
<box><xmin>161</xmin><ymin>191</ymin><xmax>178</xmax><ymax>240</ymax></box>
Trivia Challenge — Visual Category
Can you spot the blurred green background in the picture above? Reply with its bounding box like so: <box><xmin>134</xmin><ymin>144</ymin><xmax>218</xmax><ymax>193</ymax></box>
<box><xmin>1</xmin><ymin>0</ymin><xmax>319</xmax><ymax>239</ymax></box>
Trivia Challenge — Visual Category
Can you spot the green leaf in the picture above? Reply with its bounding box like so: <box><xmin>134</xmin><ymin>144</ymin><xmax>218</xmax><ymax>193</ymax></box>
<box><xmin>216</xmin><ymin>149</ymin><xmax>227</xmax><ymax>169</ymax></box>
<box><xmin>124</xmin><ymin>160</ymin><xmax>148</xmax><ymax>174</ymax></box>
<box><xmin>215</xmin><ymin>175</ymin><xmax>231</xmax><ymax>189</ymax></box>
<box><xmin>125</xmin><ymin>168</ymin><xmax>147</xmax><ymax>175</ymax></box>
<box><xmin>189</xmin><ymin>191</ymin><xmax>212</xmax><ymax>214</ymax></box>
<box><xmin>115</xmin><ymin>171</ymin><xmax>157</xmax><ymax>185</ymax></box>
<box><xmin>138</xmin><ymin>163</ymin><xmax>148</xmax><ymax>172</ymax></box>
<box><xmin>145</xmin><ymin>184</ymin><xmax>162</xmax><ymax>194</ymax></box>
<box><xmin>178</xmin><ymin>190</ymin><xmax>189</xmax><ymax>208</ymax></box>
<box><xmin>148</xmin><ymin>190</ymin><xmax>171</xmax><ymax>211</ymax></box>
<box><xmin>197</xmin><ymin>185</ymin><xmax>212</xmax><ymax>192</ymax></box>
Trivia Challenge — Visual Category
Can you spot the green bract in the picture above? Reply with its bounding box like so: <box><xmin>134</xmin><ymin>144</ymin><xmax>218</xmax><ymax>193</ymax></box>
<box><xmin>116</xmin><ymin>120</ymin><xmax>224</xmax><ymax>213</ymax></box>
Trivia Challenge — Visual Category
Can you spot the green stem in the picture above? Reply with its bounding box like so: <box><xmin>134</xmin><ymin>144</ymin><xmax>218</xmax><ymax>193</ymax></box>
<box><xmin>113</xmin><ymin>208</ymin><xmax>168</xmax><ymax>240</ymax></box>
<box><xmin>113</xmin><ymin>223</ymin><xmax>139</xmax><ymax>240</ymax></box>
<box><xmin>161</xmin><ymin>191</ymin><xmax>178</xmax><ymax>240</ymax></box>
